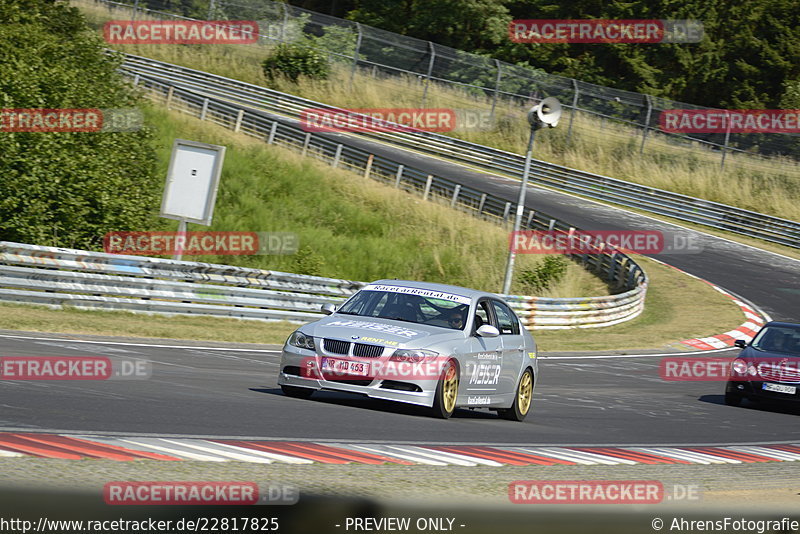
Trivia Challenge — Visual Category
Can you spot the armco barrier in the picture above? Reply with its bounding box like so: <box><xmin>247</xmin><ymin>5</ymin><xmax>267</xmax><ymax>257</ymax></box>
<box><xmin>118</xmin><ymin>54</ymin><xmax>800</xmax><ymax>249</ymax></box>
<box><xmin>0</xmin><ymin>242</ymin><xmax>645</xmax><ymax>329</ymax></box>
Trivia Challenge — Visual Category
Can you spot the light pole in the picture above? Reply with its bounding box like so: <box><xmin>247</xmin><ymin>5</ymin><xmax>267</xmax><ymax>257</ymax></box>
<box><xmin>501</xmin><ymin>97</ymin><xmax>562</xmax><ymax>295</ymax></box>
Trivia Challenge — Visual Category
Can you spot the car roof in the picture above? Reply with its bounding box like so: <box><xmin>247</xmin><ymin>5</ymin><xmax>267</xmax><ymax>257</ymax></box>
<box><xmin>367</xmin><ymin>279</ymin><xmax>501</xmax><ymax>302</ymax></box>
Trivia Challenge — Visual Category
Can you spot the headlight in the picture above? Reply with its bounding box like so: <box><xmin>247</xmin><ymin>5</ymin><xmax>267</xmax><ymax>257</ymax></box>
<box><xmin>288</xmin><ymin>331</ymin><xmax>315</xmax><ymax>350</ymax></box>
<box><xmin>390</xmin><ymin>349</ymin><xmax>438</xmax><ymax>362</ymax></box>
<box><xmin>731</xmin><ymin>359</ymin><xmax>748</xmax><ymax>376</ymax></box>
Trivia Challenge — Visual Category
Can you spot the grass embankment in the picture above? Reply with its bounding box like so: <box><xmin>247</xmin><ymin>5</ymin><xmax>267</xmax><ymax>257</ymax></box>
<box><xmin>75</xmin><ymin>0</ymin><xmax>800</xmax><ymax>224</ymax></box>
<box><xmin>0</xmin><ymin>104</ymin><xmax>743</xmax><ymax>351</ymax></box>
<box><xmin>144</xmin><ymin>106</ymin><xmax>601</xmax><ymax>296</ymax></box>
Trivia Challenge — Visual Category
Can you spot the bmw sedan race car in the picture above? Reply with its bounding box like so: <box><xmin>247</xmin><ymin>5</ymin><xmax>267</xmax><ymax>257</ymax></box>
<box><xmin>725</xmin><ymin>321</ymin><xmax>800</xmax><ymax>406</ymax></box>
<box><xmin>277</xmin><ymin>280</ymin><xmax>538</xmax><ymax>420</ymax></box>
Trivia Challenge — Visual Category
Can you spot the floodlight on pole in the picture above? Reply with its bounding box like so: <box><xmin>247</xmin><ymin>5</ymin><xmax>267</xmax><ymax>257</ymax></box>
<box><xmin>501</xmin><ymin>97</ymin><xmax>562</xmax><ymax>295</ymax></box>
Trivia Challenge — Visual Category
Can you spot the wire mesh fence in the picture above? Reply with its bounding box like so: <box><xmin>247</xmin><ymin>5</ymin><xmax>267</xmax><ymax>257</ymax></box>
<box><xmin>94</xmin><ymin>0</ymin><xmax>800</xmax><ymax>178</ymax></box>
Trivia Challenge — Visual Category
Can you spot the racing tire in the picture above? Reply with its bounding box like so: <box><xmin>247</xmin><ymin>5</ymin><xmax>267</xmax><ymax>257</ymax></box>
<box><xmin>498</xmin><ymin>368</ymin><xmax>534</xmax><ymax>422</ymax></box>
<box><xmin>281</xmin><ymin>385</ymin><xmax>315</xmax><ymax>399</ymax></box>
<box><xmin>430</xmin><ymin>359</ymin><xmax>459</xmax><ymax>419</ymax></box>
<box><xmin>724</xmin><ymin>391</ymin><xmax>742</xmax><ymax>407</ymax></box>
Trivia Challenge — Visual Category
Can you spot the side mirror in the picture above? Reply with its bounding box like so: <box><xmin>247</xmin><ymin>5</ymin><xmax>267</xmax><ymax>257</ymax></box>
<box><xmin>734</xmin><ymin>339</ymin><xmax>747</xmax><ymax>349</ymax></box>
<box><xmin>320</xmin><ymin>303</ymin><xmax>337</xmax><ymax>315</ymax></box>
<box><xmin>476</xmin><ymin>324</ymin><xmax>500</xmax><ymax>338</ymax></box>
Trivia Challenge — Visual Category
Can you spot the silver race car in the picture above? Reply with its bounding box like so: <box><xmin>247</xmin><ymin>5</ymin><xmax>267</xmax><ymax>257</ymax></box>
<box><xmin>278</xmin><ymin>280</ymin><xmax>538</xmax><ymax>420</ymax></box>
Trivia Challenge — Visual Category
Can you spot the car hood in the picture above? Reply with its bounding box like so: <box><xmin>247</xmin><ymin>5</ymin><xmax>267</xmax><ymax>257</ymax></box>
<box><xmin>739</xmin><ymin>347</ymin><xmax>800</xmax><ymax>361</ymax></box>
<box><xmin>307</xmin><ymin>314</ymin><xmax>458</xmax><ymax>348</ymax></box>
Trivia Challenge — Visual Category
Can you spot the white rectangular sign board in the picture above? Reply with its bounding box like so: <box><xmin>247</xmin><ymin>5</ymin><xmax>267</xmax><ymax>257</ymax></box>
<box><xmin>160</xmin><ymin>139</ymin><xmax>226</xmax><ymax>225</ymax></box>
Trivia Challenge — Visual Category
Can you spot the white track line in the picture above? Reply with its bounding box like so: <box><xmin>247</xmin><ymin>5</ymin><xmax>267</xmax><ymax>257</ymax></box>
<box><xmin>113</xmin><ymin>438</ymin><xmax>229</xmax><ymax>462</ymax></box>
<box><xmin>0</xmin><ymin>333</ymin><xmax>282</xmax><ymax>353</ymax></box>
<box><xmin>209</xmin><ymin>441</ymin><xmax>314</xmax><ymax>464</ymax></box>
<box><xmin>725</xmin><ymin>446</ymin><xmax>800</xmax><ymax>462</ymax></box>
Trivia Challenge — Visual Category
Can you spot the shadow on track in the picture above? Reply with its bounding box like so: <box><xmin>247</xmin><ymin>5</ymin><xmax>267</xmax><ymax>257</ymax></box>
<box><xmin>699</xmin><ymin>394</ymin><xmax>800</xmax><ymax>416</ymax></box>
<box><xmin>249</xmin><ymin>387</ymin><xmax>501</xmax><ymax>420</ymax></box>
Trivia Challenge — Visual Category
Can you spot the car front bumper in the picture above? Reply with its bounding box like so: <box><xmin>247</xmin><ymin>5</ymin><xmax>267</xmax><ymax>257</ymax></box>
<box><xmin>278</xmin><ymin>345</ymin><xmax>438</xmax><ymax>407</ymax></box>
<box><xmin>726</xmin><ymin>379</ymin><xmax>800</xmax><ymax>403</ymax></box>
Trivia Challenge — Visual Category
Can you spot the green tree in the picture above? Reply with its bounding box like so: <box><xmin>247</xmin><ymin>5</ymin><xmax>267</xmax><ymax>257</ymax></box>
<box><xmin>0</xmin><ymin>0</ymin><xmax>159</xmax><ymax>249</ymax></box>
<box><xmin>347</xmin><ymin>0</ymin><xmax>511</xmax><ymax>52</ymax></box>
<box><xmin>262</xmin><ymin>42</ymin><xmax>331</xmax><ymax>82</ymax></box>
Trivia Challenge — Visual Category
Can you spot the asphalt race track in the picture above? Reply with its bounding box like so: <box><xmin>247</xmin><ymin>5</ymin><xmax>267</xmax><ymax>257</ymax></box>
<box><xmin>1</xmin><ymin>94</ymin><xmax>798</xmax><ymax>446</ymax></box>
<box><xmin>0</xmin><ymin>333</ymin><xmax>798</xmax><ymax>444</ymax></box>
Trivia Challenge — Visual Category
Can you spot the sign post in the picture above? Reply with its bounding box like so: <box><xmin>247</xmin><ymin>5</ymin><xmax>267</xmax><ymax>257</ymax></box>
<box><xmin>159</xmin><ymin>139</ymin><xmax>226</xmax><ymax>260</ymax></box>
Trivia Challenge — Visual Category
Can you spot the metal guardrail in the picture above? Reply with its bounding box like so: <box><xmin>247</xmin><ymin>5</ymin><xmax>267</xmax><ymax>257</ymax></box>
<box><xmin>118</xmin><ymin>54</ymin><xmax>800</xmax><ymax>250</ymax></box>
<box><xmin>0</xmin><ymin>242</ymin><xmax>644</xmax><ymax>329</ymax></box>
<box><xmin>92</xmin><ymin>0</ymin><xmax>800</xmax><ymax>168</ymax></box>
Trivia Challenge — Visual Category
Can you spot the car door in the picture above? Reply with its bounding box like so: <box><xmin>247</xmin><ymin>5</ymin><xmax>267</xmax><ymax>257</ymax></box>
<box><xmin>490</xmin><ymin>298</ymin><xmax>525</xmax><ymax>395</ymax></box>
<box><xmin>459</xmin><ymin>298</ymin><xmax>504</xmax><ymax>406</ymax></box>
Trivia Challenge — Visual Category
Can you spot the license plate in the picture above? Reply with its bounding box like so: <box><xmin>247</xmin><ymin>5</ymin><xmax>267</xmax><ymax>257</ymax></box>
<box><xmin>321</xmin><ymin>357</ymin><xmax>370</xmax><ymax>376</ymax></box>
<box><xmin>762</xmin><ymin>382</ymin><xmax>797</xmax><ymax>395</ymax></box>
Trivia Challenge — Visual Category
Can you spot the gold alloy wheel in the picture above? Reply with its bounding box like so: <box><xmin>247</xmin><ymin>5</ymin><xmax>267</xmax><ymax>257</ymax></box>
<box><xmin>442</xmin><ymin>363</ymin><xmax>458</xmax><ymax>413</ymax></box>
<box><xmin>518</xmin><ymin>371</ymin><xmax>533</xmax><ymax>414</ymax></box>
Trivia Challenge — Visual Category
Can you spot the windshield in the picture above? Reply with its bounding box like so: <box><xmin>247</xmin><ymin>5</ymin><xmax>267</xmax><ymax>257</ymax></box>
<box><xmin>751</xmin><ymin>325</ymin><xmax>800</xmax><ymax>356</ymax></box>
<box><xmin>337</xmin><ymin>287</ymin><xmax>470</xmax><ymax>330</ymax></box>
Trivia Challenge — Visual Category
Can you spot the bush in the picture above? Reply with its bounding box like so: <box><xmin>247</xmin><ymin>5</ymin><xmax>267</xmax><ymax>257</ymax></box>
<box><xmin>262</xmin><ymin>43</ymin><xmax>330</xmax><ymax>83</ymax></box>
<box><xmin>0</xmin><ymin>0</ymin><xmax>159</xmax><ymax>249</ymax></box>
<box><xmin>518</xmin><ymin>256</ymin><xmax>569</xmax><ymax>293</ymax></box>
<box><xmin>292</xmin><ymin>245</ymin><xmax>324</xmax><ymax>276</ymax></box>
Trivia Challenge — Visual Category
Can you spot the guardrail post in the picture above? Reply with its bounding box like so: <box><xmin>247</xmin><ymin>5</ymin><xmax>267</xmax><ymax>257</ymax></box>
<box><xmin>267</xmin><ymin>122</ymin><xmax>278</xmax><ymax>144</ymax></box>
<box><xmin>450</xmin><ymin>184</ymin><xmax>461</xmax><ymax>207</ymax></box>
<box><xmin>503</xmin><ymin>202</ymin><xmax>511</xmax><ymax>221</ymax></box>
<box><xmin>132</xmin><ymin>74</ymin><xmax>140</xmax><ymax>86</ymax></box>
<box><xmin>234</xmin><ymin>109</ymin><xmax>244</xmax><ymax>132</ymax></box>
<box><xmin>477</xmin><ymin>193</ymin><xmax>487</xmax><ymax>214</ymax></box>
<box><xmin>566</xmin><ymin>79</ymin><xmax>579</xmax><ymax>145</ymax></box>
<box><xmin>349</xmin><ymin>23</ymin><xmax>363</xmax><ymax>91</ymax></box>
<box><xmin>626</xmin><ymin>266</ymin><xmax>637</xmax><ymax>288</ymax></box>
<box><xmin>640</xmin><ymin>95</ymin><xmax>652</xmax><ymax>154</ymax></box>
<box><xmin>206</xmin><ymin>0</ymin><xmax>215</xmax><ymax>19</ymax></box>
<box><xmin>616</xmin><ymin>257</ymin><xmax>630</xmax><ymax>288</ymax></box>
<box><xmin>421</xmin><ymin>42</ymin><xmax>436</xmax><ymax>108</ymax></box>
<box><xmin>525</xmin><ymin>210</ymin><xmax>535</xmax><ymax>228</ymax></box>
<box><xmin>721</xmin><ymin>110</ymin><xmax>732</xmax><ymax>169</ymax></box>
<box><xmin>364</xmin><ymin>154</ymin><xmax>374</xmax><ymax>178</ymax></box>
<box><xmin>490</xmin><ymin>60</ymin><xmax>502</xmax><ymax>124</ymax></box>
<box><xmin>394</xmin><ymin>165</ymin><xmax>404</xmax><ymax>187</ymax></box>
<box><xmin>132</xmin><ymin>0</ymin><xmax>139</xmax><ymax>20</ymax></box>
<box><xmin>423</xmin><ymin>175</ymin><xmax>433</xmax><ymax>200</ymax></box>
<box><xmin>199</xmin><ymin>98</ymin><xmax>209</xmax><ymax>121</ymax></box>
<box><xmin>333</xmin><ymin>144</ymin><xmax>343</xmax><ymax>168</ymax></box>
<box><xmin>165</xmin><ymin>86</ymin><xmax>174</xmax><ymax>109</ymax></box>
<box><xmin>548</xmin><ymin>219</ymin><xmax>556</xmax><ymax>231</ymax></box>
<box><xmin>301</xmin><ymin>132</ymin><xmax>311</xmax><ymax>156</ymax></box>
